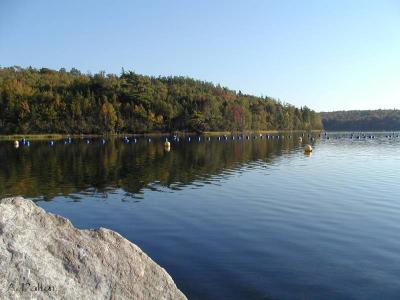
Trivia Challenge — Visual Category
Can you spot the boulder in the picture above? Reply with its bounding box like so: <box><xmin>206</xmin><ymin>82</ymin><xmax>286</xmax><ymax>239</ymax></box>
<box><xmin>0</xmin><ymin>197</ymin><xmax>187</xmax><ymax>300</ymax></box>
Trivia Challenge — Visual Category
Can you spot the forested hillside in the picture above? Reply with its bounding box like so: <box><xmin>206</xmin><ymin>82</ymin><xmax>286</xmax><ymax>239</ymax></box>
<box><xmin>0</xmin><ymin>66</ymin><xmax>322</xmax><ymax>134</ymax></box>
<box><xmin>320</xmin><ymin>110</ymin><xmax>400</xmax><ymax>131</ymax></box>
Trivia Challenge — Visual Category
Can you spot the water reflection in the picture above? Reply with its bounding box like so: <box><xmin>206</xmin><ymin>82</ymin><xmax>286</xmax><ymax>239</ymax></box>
<box><xmin>0</xmin><ymin>134</ymin><xmax>312</xmax><ymax>200</ymax></box>
<box><xmin>2</xmin><ymin>132</ymin><xmax>400</xmax><ymax>300</ymax></box>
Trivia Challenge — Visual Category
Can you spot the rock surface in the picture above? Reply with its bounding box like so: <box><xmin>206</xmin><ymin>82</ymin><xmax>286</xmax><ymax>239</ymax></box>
<box><xmin>0</xmin><ymin>197</ymin><xmax>187</xmax><ymax>300</ymax></box>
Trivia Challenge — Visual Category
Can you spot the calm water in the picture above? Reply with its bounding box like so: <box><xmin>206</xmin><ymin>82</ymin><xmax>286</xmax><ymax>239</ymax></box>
<box><xmin>1</xmin><ymin>133</ymin><xmax>400</xmax><ymax>299</ymax></box>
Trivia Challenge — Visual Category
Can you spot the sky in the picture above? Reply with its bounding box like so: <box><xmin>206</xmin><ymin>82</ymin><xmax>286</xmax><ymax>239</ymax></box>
<box><xmin>0</xmin><ymin>0</ymin><xmax>399</xmax><ymax>112</ymax></box>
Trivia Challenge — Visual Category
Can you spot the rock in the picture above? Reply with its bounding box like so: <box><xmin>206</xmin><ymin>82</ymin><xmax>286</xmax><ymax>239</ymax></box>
<box><xmin>0</xmin><ymin>197</ymin><xmax>187</xmax><ymax>300</ymax></box>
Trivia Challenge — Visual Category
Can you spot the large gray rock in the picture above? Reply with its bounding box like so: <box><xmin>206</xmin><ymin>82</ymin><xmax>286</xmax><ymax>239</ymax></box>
<box><xmin>0</xmin><ymin>197</ymin><xmax>187</xmax><ymax>300</ymax></box>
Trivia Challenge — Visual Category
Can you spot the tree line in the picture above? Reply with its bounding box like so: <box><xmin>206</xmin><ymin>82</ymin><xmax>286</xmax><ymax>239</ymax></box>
<box><xmin>0</xmin><ymin>66</ymin><xmax>322</xmax><ymax>134</ymax></box>
<box><xmin>320</xmin><ymin>110</ymin><xmax>400</xmax><ymax>131</ymax></box>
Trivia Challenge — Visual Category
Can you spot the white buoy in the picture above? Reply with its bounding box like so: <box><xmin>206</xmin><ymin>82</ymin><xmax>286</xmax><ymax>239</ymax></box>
<box><xmin>298</xmin><ymin>137</ymin><xmax>303</xmax><ymax>142</ymax></box>
<box><xmin>304</xmin><ymin>144</ymin><xmax>313</xmax><ymax>153</ymax></box>
<box><xmin>14</xmin><ymin>140</ymin><xmax>19</xmax><ymax>148</ymax></box>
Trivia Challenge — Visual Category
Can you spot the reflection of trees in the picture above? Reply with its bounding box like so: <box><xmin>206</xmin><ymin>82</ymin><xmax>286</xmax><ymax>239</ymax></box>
<box><xmin>0</xmin><ymin>136</ymin><xmax>309</xmax><ymax>200</ymax></box>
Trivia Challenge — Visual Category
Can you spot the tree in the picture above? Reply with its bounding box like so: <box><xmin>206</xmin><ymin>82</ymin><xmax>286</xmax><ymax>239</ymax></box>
<box><xmin>0</xmin><ymin>66</ymin><xmax>323</xmax><ymax>134</ymax></box>
<box><xmin>100</xmin><ymin>101</ymin><xmax>117</xmax><ymax>132</ymax></box>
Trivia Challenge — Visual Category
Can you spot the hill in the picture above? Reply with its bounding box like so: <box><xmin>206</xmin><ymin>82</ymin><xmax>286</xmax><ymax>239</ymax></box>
<box><xmin>0</xmin><ymin>66</ymin><xmax>322</xmax><ymax>134</ymax></box>
<box><xmin>320</xmin><ymin>110</ymin><xmax>400</xmax><ymax>131</ymax></box>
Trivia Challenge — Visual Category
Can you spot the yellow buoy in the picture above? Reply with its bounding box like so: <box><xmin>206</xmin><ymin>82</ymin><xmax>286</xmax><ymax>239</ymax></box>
<box><xmin>304</xmin><ymin>144</ymin><xmax>313</xmax><ymax>153</ymax></box>
<box><xmin>164</xmin><ymin>141</ymin><xmax>171</xmax><ymax>151</ymax></box>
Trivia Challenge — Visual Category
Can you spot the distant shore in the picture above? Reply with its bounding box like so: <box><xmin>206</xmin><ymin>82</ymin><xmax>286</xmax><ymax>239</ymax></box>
<box><xmin>0</xmin><ymin>130</ymin><xmax>322</xmax><ymax>141</ymax></box>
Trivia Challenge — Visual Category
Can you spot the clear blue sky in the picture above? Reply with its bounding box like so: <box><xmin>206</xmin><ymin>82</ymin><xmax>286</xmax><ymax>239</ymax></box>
<box><xmin>1</xmin><ymin>0</ymin><xmax>399</xmax><ymax>111</ymax></box>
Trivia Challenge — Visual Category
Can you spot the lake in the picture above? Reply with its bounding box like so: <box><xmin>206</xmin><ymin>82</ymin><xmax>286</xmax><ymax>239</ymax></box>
<box><xmin>1</xmin><ymin>133</ymin><xmax>400</xmax><ymax>299</ymax></box>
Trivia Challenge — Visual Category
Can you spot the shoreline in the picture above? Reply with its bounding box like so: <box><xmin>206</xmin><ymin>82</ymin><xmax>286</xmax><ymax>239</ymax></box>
<box><xmin>0</xmin><ymin>130</ymin><xmax>322</xmax><ymax>141</ymax></box>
